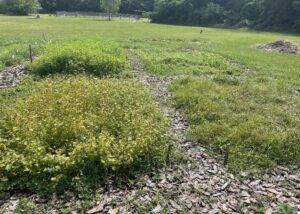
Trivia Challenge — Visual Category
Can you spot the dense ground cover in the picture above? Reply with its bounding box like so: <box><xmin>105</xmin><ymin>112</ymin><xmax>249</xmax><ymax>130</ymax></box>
<box><xmin>0</xmin><ymin>16</ymin><xmax>300</xmax><ymax>212</ymax></box>
<box><xmin>0</xmin><ymin>76</ymin><xmax>169</xmax><ymax>194</ymax></box>
<box><xmin>170</xmin><ymin>77</ymin><xmax>300</xmax><ymax>174</ymax></box>
<box><xmin>31</xmin><ymin>40</ymin><xmax>126</xmax><ymax>76</ymax></box>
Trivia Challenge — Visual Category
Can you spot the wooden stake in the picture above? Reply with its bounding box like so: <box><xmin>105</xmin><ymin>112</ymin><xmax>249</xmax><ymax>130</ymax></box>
<box><xmin>166</xmin><ymin>143</ymin><xmax>173</xmax><ymax>164</ymax></box>
<box><xmin>29</xmin><ymin>44</ymin><xmax>33</xmax><ymax>63</ymax></box>
<box><xmin>42</xmin><ymin>32</ymin><xmax>47</xmax><ymax>42</ymax></box>
<box><xmin>224</xmin><ymin>146</ymin><xmax>229</xmax><ymax>166</ymax></box>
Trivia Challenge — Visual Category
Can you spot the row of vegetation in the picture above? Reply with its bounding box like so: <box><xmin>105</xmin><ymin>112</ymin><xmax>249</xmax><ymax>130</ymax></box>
<box><xmin>131</xmin><ymin>39</ymin><xmax>241</xmax><ymax>76</ymax></box>
<box><xmin>0</xmin><ymin>40</ymin><xmax>170</xmax><ymax>195</ymax></box>
<box><xmin>32</xmin><ymin>40</ymin><xmax>126</xmax><ymax>76</ymax></box>
<box><xmin>124</xmin><ymin>37</ymin><xmax>300</xmax><ymax>175</ymax></box>
<box><xmin>170</xmin><ymin>77</ymin><xmax>300</xmax><ymax>174</ymax></box>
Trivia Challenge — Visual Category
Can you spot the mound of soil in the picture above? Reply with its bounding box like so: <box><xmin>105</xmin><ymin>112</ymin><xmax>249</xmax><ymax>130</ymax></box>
<box><xmin>256</xmin><ymin>40</ymin><xmax>300</xmax><ymax>55</ymax></box>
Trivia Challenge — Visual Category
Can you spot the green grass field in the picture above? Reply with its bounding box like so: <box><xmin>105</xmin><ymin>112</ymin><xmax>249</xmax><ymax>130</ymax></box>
<box><xmin>1</xmin><ymin>15</ymin><xmax>300</xmax><ymax>79</ymax></box>
<box><xmin>0</xmin><ymin>15</ymin><xmax>300</xmax><ymax>183</ymax></box>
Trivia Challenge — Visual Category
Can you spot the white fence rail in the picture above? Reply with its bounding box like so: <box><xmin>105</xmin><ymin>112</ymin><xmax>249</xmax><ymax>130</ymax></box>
<box><xmin>55</xmin><ymin>11</ymin><xmax>142</xmax><ymax>20</ymax></box>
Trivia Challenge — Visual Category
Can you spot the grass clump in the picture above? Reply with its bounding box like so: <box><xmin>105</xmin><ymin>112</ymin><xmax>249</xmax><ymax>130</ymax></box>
<box><xmin>170</xmin><ymin>77</ymin><xmax>300</xmax><ymax>174</ymax></box>
<box><xmin>0</xmin><ymin>42</ymin><xmax>43</xmax><ymax>71</ymax></box>
<box><xmin>31</xmin><ymin>40</ymin><xmax>126</xmax><ymax>76</ymax></box>
<box><xmin>141</xmin><ymin>51</ymin><xmax>240</xmax><ymax>76</ymax></box>
<box><xmin>15</xmin><ymin>198</ymin><xmax>40</xmax><ymax>214</ymax></box>
<box><xmin>129</xmin><ymin>40</ymin><xmax>241</xmax><ymax>76</ymax></box>
<box><xmin>0</xmin><ymin>76</ymin><xmax>169</xmax><ymax>194</ymax></box>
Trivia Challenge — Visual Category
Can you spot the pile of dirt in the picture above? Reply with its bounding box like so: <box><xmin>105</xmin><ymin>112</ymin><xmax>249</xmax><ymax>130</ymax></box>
<box><xmin>256</xmin><ymin>40</ymin><xmax>300</xmax><ymax>54</ymax></box>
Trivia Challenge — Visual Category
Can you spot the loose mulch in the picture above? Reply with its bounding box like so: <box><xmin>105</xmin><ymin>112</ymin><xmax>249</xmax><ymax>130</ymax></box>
<box><xmin>0</xmin><ymin>65</ymin><xmax>27</xmax><ymax>90</ymax></box>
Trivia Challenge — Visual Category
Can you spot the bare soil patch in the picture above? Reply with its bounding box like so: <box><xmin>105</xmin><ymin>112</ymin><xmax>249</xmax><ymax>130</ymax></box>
<box><xmin>257</xmin><ymin>40</ymin><xmax>300</xmax><ymax>55</ymax></box>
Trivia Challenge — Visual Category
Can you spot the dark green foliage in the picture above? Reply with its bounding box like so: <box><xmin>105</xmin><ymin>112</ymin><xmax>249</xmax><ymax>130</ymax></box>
<box><xmin>279</xmin><ymin>203</ymin><xmax>297</xmax><ymax>214</ymax></box>
<box><xmin>38</xmin><ymin>0</ymin><xmax>102</xmax><ymax>12</ymax></box>
<box><xmin>151</xmin><ymin>0</ymin><xmax>300</xmax><ymax>32</ymax></box>
<box><xmin>0</xmin><ymin>76</ymin><xmax>169</xmax><ymax>194</ymax></box>
<box><xmin>31</xmin><ymin>40</ymin><xmax>126</xmax><ymax>77</ymax></box>
<box><xmin>37</xmin><ymin>0</ymin><xmax>154</xmax><ymax>13</ymax></box>
<box><xmin>0</xmin><ymin>0</ymin><xmax>39</xmax><ymax>15</ymax></box>
<box><xmin>170</xmin><ymin>77</ymin><xmax>300</xmax><ymax>174</ymax></box>
<box><xmin>120</xmin><ymin>0</ymin><xmax>154</xmax><ymax>14</ymax></box>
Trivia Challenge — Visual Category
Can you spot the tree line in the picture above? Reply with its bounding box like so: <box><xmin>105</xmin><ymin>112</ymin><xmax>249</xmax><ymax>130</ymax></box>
<box><xmin>0</xmin><ymin>0</ymin><xmax>154</xmax><ymax>15</ymax></box>
<box><xmin>0</xmin><ymin>0</ymin><xmax>299</xmax><ymax>31</ymax></box>
<box><xmin>151</xmin><ymin>0</ymin><xmax>300</xmax><ymax>31</ymax></box>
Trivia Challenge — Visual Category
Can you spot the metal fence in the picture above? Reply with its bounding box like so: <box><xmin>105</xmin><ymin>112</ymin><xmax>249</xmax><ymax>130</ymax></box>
<box><xmin>55</xmin><ymin>11</ymin><xmax>142</xmax><ymax>20</ymax></box>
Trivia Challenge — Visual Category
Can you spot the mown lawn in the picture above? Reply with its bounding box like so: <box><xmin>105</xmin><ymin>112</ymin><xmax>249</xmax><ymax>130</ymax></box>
<box><xmin>0</xmin><ymin>15</ymin><xmax>300</xmax><ymax>175</ymax></box>
<box><xmin>0</xmin><ymin>15</ymin><xmax>300</xmax><ymax>78</ymax></box>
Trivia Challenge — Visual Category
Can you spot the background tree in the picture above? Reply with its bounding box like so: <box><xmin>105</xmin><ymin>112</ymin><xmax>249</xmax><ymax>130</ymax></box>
<box><xmin>0</xmin><ymin>0</ymin><xmax>4</xmax><ymax>14</ymax></box>
<box><xmin>119</xmin><ymin>0</ymin><xmax>154</xmax><ymax>14</ymax></box>
<box><xmin>39</xmin><ymin>0</ymin><xmax>57</xmax><ymax>13</ymax></box>
<box><xmin>1</xmin><ymin>0</ymin><xmax>39</xmax><ymax>15</ymax></box>
<box><xmin>151</xmin><ymin>0</ymin><xmax>300</xmax><ymax>32</ymax></box>
<box><xmin>100</xmin><ymin>0</ymin><xmax>121</xmax><ymax>20</ymax></box>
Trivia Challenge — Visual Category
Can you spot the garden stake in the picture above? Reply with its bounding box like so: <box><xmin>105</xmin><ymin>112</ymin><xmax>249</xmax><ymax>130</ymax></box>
<box><xmin>29</xmin><ymin>44</ymin><xmax>33</xmax><ymax>63</ymax></box>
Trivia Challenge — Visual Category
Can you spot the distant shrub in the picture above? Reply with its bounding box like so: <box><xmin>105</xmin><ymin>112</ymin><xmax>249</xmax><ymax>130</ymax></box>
<box><xmin>31</xmin><ymin>40</ymin><xmax>126</xmax><ymax>77</ymax></box>
<box><xmin>170</xmin><ymin>77</ymin><xmax>300</xmax><ymax>174</ymax></box>
<box><xmin>0</xmin><ymin>76</ymin><xmax>169</xmax><ymax>194</ymax></box>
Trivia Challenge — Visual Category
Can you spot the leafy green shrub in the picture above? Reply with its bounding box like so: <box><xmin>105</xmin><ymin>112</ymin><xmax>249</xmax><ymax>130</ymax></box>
<box><xmin>170</xmin><ymin>77</ymin><xmax>300</xmax><ymax>174</ymax></box>
<box><xmin>0</xmin><ymin>76</ymin><xmax>169</xmax><ymax>194</ymax></box>
<box><xmin>31</xmin><ymin>40</ymin><xmax>126</xmax><ymax>77</ymax></box>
